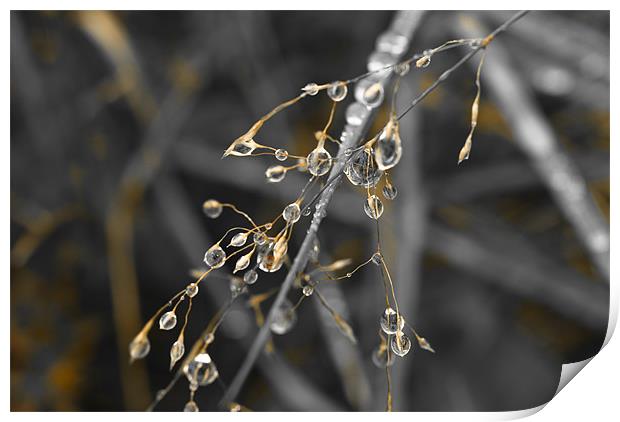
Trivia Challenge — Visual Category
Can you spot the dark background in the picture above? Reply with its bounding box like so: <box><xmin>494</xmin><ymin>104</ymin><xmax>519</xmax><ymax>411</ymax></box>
<box><xmin>10</xmin><ymin>10</ymin><xmax>609</xmax><ymax>411</ymax></box>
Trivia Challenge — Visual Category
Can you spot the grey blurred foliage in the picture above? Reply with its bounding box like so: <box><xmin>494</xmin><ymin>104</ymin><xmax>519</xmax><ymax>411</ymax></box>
<box><xmin>11</xmin><ymin>10</ymin><xmax>609</xmax><ymax>412</ymax></box>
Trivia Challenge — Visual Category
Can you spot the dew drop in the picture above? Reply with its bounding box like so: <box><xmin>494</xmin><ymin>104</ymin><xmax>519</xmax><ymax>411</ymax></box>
<box><xmin>391</xmin><ymin>331</ymin><xmax>412</xmax><ymax>357</ymax></box>
<box><xmin>183</xmin><ymin>353</ymin><xmax>219</xmax><ymax>386</ymax></box>
<box><xmin>270</xmin><ymin>299</ymin><xmax>297</xmax><ymax>335</ymax></box>
<box><xmin>394</xmin><ymin>61</ymin><xmax>410</xmax><ymax>76</ymax></box>
<box><xmin>159</xmin><ymin>311</ymin><xmax>178</xmax><ymax>331</ymax></box>
<box><xmin>302</xmin><ymin>83</ymin><xmax>320</xmax><ymax>96</ymax></box>
<box><xmin>306</xmin><ymin>147</ymin><xmax>333</xmax><ymax>177</ymax></box>
<box><xmin>129</xmin><ymin>333</ymin><xmax>150</xmax><ymax>361</ymax></box>
<box><xmin>243</xmin><ymin>269</ymin><xmax>258</xmax><ymax>285</ymax></box>
<box><xmin>302</xmin><ymin>206</ymin><xmax>312</xmax><ymax>217</ymax></box>
<box><xmin>327</xmin><ymin>81</ymin><xmax>348</xmax><ymax>102</ymax></box>
<box><xmin>364</xmin><ymin>195</ymin><xmax>384</xmax><ymax>219</ymax></box>
<box><xmin>355</xmin><ymin>80</ymin><xmax>384</xmax><ymax>108</ymax></box>
<box><xmin>185</xmin><ymin>283</ymin><xmax>199</xmax><ymax>298</ymax></box>
<box><xmin>204</xmin><ymin>244</ymin><xmax>226</xmax><ymax>268</ymax></box>
<box><xmin>375</xmin><ymin>119</ymin><xmax>402</xmax><ymax>171</ymax></box>
<box><xmin>344</xmin><ymin>149</ymin><xmax>383</xmax><ymax>188</ymax></box>
<box><xmin>184</xmin><ymin>401</ymin><xmax>199</xmax><ymax>412</ymax></box>
<box><xmin>170</xmin><ymin>340</ymin><xmax>185</xmax><ymax>369</ymax></box>
<box><xmin>202</xmin><ymin>199</ymin><xmax>223</xmax><ymax>218</ymax></box>
<box><xmin>282</xmin><ymin>203</ymin><xmax>301</xmax><ymax>223</ymax></box>
<box><xmin>265</xmin><ymin>165</ymin><xmax>287</xmax><ymax>183</ymax></box>
<box><xmin>302</xmin><ymin>285</ymin><xmax>314</xmax><ymax>296</ymax></box>
<box><xmin>253</xmin><ymin>232</ymin><xmax>267</xmax><ymax>246</ymax></box>
<box><xmin>371</xmin><ymin>252</ymin><xmax>383</xmax><ymax>266</ymax></box>
<box><xmin>275</xmin><ymin>149</ymin><xmax>289</xmax><ymax>161</ymax></box>
<box><xmin>230</xmin><ymin>232</ymin><xmax>248</xmax><ymax>247</ymax></box>
<box><xmin>382</xmin><ymin>183</ymin><xmax>398</xmax><ymax>200</ymax></box>
<box><xmin>380</xmin><ymin>307</ymin><xmax>404</xmax><ymax>335</ymax></box>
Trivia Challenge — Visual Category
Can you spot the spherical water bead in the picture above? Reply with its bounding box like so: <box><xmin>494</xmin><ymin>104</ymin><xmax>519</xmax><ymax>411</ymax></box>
<box><xmin>129</xmin><ymin>333</ymin><xmax>150</xmax><ymax>361</ymax></box>
<box><xmin>230</xmin><ymin>232</ymin><xmax>248</xmax><ymax>247</ymax></box>
<box><xmin>416</xmin><ymin>54</ymin><xmax>431</xmax><ymax>68</ymax></box>
<box><xmin>303</xmin><ymin>285</ymin><xmax>314</xmax><ymax>296</ymax></box>
<box><xmin>391</xmin><ymin>332</ymin><xmax>412</xmax><ymax>357</ymax></box>
<box><xmin>382</xmin><ymin>183</ymin><xmax>398</xmax><ymax>200</ymax></box>
<box><xmin>253</xmin><ymin>231</ymin><xmax>267</xmax><ymax>246</ymax></box>
<box><xmin>204</xmin><ymin>244</ymin><xmax>226</xmax><ymax>268</ymax></box>
<box><xmin>183</xmin><ymin>352</ymin><xmax>219</xmax><ymax>386</ymax></box>
<box><xmin>344</xmin><ymin>148</ymin><xmax>354</xmax><ymax>157</ymax></box>
<box><xmin>275</xmin><ymin>149</ymin><xmax>289</xmax><ymax>161</ymax></box>
<box><xmin>306</xmin><ymin>147</ymin><xmax>332</xmax><ymax>177</ymax></box>
<box><xmin>257</xmin><ymin>243</ymin><xmax>285</xmax><ymax>273</ymax></box>
<box><xmin>380</xmin><ymin>307</ymin><xmax>404</xmax><ymax>335</ymax></box>
<box><xmin>170</xmin><ymin>340</ymin><xmax>185</xmax><ymax>369</ymax></box>
<box><xmin>270</xmin><ymin>299</ymin><xmax>297</xmax><ymax>335</ymax></box>
<box><xmin>371</xmin><ymin>345</ymin><xmax>395</xmax><ymax>368</ymax></box>
<box><xmin>344</xmin><ymin>150</ymin><xmax>383</xmax><ymax>188</ymax></box>
<box><xmin>394</xmin><ymin>61</ymin><xmax>410</xmax><ymax>77</ymax></box>
<box><xmin>282</xmin><ymin>203</ymin><xmax>301</xmax><ymax>223</ymax></box>
<box><xmin>345</xmin><ymin>102</ymin><xmax>370</xmax><ymax>126</ymax></box>
<box><xmin>302</xmin><ymin>206</ymin><xmax>312</xmax><ymax>217</ymax></box>
<box><xmin>265</xmin><ymin>165</ymin><xmax>287</xmax><ymax>183</ymax></box>
<box><xmin>327</xmin><ymin>81</ymin><xmax>348</xmax><ymax>102</ymax></box>
<box><xmin>202</xmin><ymin>199</ymin><xmax>223</xmax><ymax>218</ymax></box>
<box><xmin>184</xmin><ymin>401</ymin><xmax>199</xmax><ymax>412</ymax></box>
<box><xmin>243</xmin><ymin>269</ymin><xmax>258</xmax><ymax>285</ymax></box>
<box><xmin>375</xmin><ymin>120</ymin><xmax>402</xmax><ymax>171</ymax></box>
<box><xmin>159</xmin><ymin>311</ymin><xmax>178</xmax><ymax>331</ymax></box>
<box><xmin>371</xmin><ymin>252</ymin><xmax>383</xmax><ymax>266</ymax></box>
<box><xmin>230</xmin><ymin>276</ymin><xmax>247</xmax><ymax>297</ymax></box>
<box><xmin>364</xmin><ymin>195</ymin><xmax>384</xmax><ymax>220</ymax></box>
<box><xmin>186</xmin><ymin>282</ymin><xmax>199</xmax><ymax>298</ymax></box>
<box><xmin>355</xmin><ymin>80</ymin><xmax>384</xmax><ymax>109</ymax></box>
<box><xmin>302</xmin><ymin>83</ymin><xmax>320</xmax><ymax>96</ymax></box>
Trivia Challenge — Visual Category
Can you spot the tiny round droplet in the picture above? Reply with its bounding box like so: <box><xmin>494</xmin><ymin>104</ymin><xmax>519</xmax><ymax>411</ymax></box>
<box><xmin>416</xmin><ymin>54</ymin><xmax>431</xmax><ymax>68</ymax></box>
<box><xmin>303</xmin><ymin>285</ymin><xmax>314</xmax><ymax>296</ymax></box>
<box><xmin>230</xmin><ymin>232</ymin><xmax>248</xmax><ymax>247</ymax></box>
<box><xmin>243</xmin><ymin>269</ymin><xmax>258</xmax><ymax>285</ymax></box>
<box><xmin>344</xmin><ymin>148</ymin><xmax>354</xmax><ymax>157</ymax></box>
<box><xmin>382</xmin><ymin>184</ymin><xmax>398</xmax><ymax>200</ymax></box>
<box><xmin>371</xmin><ymin>252</ymin><xmax>382</xmax><ymax>266</ymax></box>
<box><xmin>184</xmin><ymin>401</ymin><xmax>199</xmax><ymax>412</ymax></box>
<box><xmin>302</xmin><ymin>83</ymin><xmax>319</xmax><ymax>96</ymax></box>
<box><xmin>302</xmin><ymin>206</ymin><xmax>312</xmax><ymax>217</ymax></box>
<box><xmin>159</xmin><ymin>311</ymin><xmax>177</xmax><ymax>331</ymax></box>
<box><xmin>391</xmin><ymin>332</ymin><xmax>412</xmax><ymax>357</ymax></box>
<box><xmin>282</xmin><ymin>203</ymin><xmax>301</xmax><ymax>223</ymax></box>
<box><xmin>361</xmin><ymin>82</ymin><xmax>384</xmax><ymax>108</ymax></box>
<box><xmin>275</xmin><ymin>149</ymin><xmax>289</xmax><ymax>161</ymax></box>
<box><xmin>204</xmin><ymin>244</ymin><xmax>226</xmax><ymax>268</ymax></box>
<box><xmin>184</xmin><ymin>353</ymin><xmax>219</xmax><ymax>386</ymax></box>
<box><xmin>364</xmin><ymin>195</ymin><xmax>384</xmax><ymax>219</ymax></box>
<box><xmin>265</xmin><ymin>165</ymin><xmax>287</xmax><ymax>183</ymax></box>
<box><xmin>306</xmin><ymin>147</ymin><xmax>333</xmax><ymax>177</ymax></box>
<box><xmin>129</xmin><ymin>334</ymin><xmax>150</xmax><ymax>361</ymax></box>
<box><xmin>170</xmin><ymin>340</ymin><xmax>185</xmax><ymax>368</ymax></box>
<box><xmin>327</xmin><ymin>81</ymin><xmax>348</xmax><ymax>102</ymax></box>
<box><xmin>186</xmin><ymin>283</ymin><xmax>199</xmax><ymax>298</ymax></box>
<box><xmin>202</xmin><ymin>199</ymin><xmax>223</xmax><ymax>218</ymax></box>
<box><xmin>270</xmin><ymin>299</ymin><xmax>297</xmax><ymax>335</ymax></box>
<box><xmin>253</xmin><ymin>232</ymin><xmax>267</xmax><ymax>246</ymax></box>
<box><xmin>380</xmin><ymin>307</ymin><xmax>404</xmax><ymax>335</ymax></box>
<box><xmin>394</xmin><ymin>61</ymin><xmax>410</xmax><ymax>76</ymax></box>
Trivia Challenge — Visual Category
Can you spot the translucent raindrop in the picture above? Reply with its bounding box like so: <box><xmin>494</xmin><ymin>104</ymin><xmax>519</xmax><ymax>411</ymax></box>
<box><xmin>344</xmin><ymin>149</ymin><xmax>383</xmax><ymax>188</ymax></box>
<box><xmin>391</xmin><ymin>332</ymin><xmax>412</xmax><ymax>357</ymax></box>
<box><xmin>270</xmin><ymin>299</ymin><xmax>297</xmax><ymax>335</ymax></box>
<box><xmin>170</xmin><ymin>340</ymin><xmax>185</xmax><ymax>369</ymax></box>
<box><xmin>282</xmin><ymin>203</ymin><xmax>301</xmax><ymax>223</ymax></box>
<box><xmin>253</xmin><ymin>232</ymin><xmax>267</xmax><ymax>246</ymax></box>
<box><xmin>302</xmin><ymin>206</ymin><xmax>312</xmax><ymax>217</ymax></box>
<box><xmin>230</xmin><ymin>232</ymin><xmax>248</xmax><ymax>247</ymax></box>
<box><xmin>183</xmin><ymin>353</ymin><xmax>219</xmax><ymax>386</ymax></box>
<box><xmin>302</xmin><ymin>285</ymin><xmax>314</xmax><ymax>296</ymax></box>
<box><xmin>382</xmin><ymin>183</ymin><xmax>398</xmax><ymax>200</ymax></box>
<box><xmin>416</xmin><ymin>54</ymin><xmax>431</xmax><ymax>68</ymax></box>
<box><xmin>230</xmin><ymin>276</ymin><xmax>247</xmax><ymax>297</ymax></box>
<box><xmin>371</xmin><ymin>345</ymin><xmax>395</xmax><ymax>368</ymax></box>
<box><xmin>364</xmin><ymin>195</ymin><xmax>384</xmax><ymax>219</ymax></box>
<box><xmin>159</xmin><ymin>311</ymin><xmax>177</xmax><ymax>331</ymax></box>
<box><xmin>265</xmin><ymin>165</ymin><xmax>287</xmax><ymax>183</ymax></box>
<box><xmin>243</xmin><ymin>269</ymin><xmax>258</xmax><ymax>285</ymax></box>
<box><xmin>306</xmin><ymin>147</ymin><xmax>332</xmax><ymax>177</ymax></box>
<box><xmin>204</xmin><ymin>244</ymin><xmax>226</xmax><ymax>268</ymax></box>
<box><xmin>355</xmin><ymin>80</ymin><xmax>384</xmax><ymax>108</ymax></box>
<box><xmin>327</xmin><ymin>81</ymin><xmax>348</xmax><ymax>102</ymax></box>
<box><xmin>202</xmin><ymin>199</ymin><xmax>223</xmax><ymax>218</ymax></box>
<box><xmin>129</xmin><ymin>333</ymin><xmax>150</xmax><ymax>361</ymax></box>
<box><xmin>302</xmin><ymin>83</ymin><xmax>320</xmax><ymax>96</ymax></box>
<box><xmin>257</xmin><ymin>242</ymin><xmax>285</xmax><ymax>273</ymax></box>
<box><xmin>375</xmin><ymin>119</ymin><xmax>402</xmax><ymax>171</ymax></box>
<box><xmin>186</xmin><ymin>283</ymin><xmax>199</xmax><ymax>298</ymax></box>
<box><xmin>344</xmin><ymin>148</ymin><xmax>354</xmax><ymax>157</ymax></box>
<box><xmin>371</xmin><ymin>252</ymin><xmax>383</xmax><ymax>266</ymax></box>
<box><xmin>394</xmin><ymin>61</ymin><xmax>410</xmax><ymax>77</ymax></box>
<box><xmin>184</xmin><ymin>401</ymin><xmax>199</xmax><ymax>412</ymax></box>
<box><xmin>275</xmin><ymin>149</ymin><xmax>289</xmax><ymax>161</ymax></box>
<box><xmin>380</xmin><ymin>307</ymin><xmax>404</xmax><ymax>335</ymax></box>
